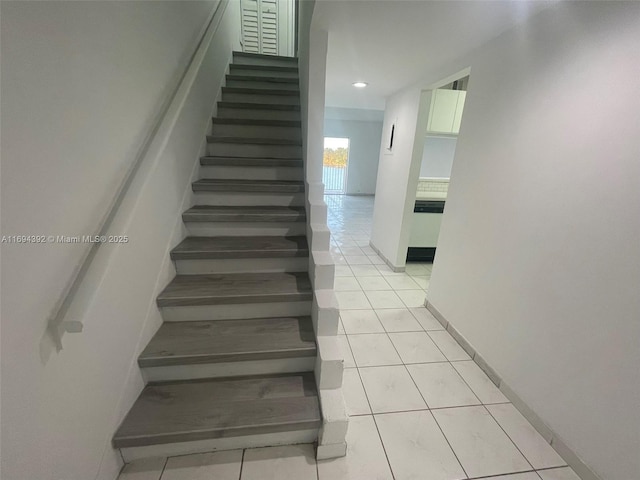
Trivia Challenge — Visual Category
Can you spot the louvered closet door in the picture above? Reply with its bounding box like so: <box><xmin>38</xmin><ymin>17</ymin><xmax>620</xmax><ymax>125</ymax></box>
<box><xmin>241</xmin><ymin>0</ymin><xmax>279</xmax><ymax>55</ymax></box>
<box><xmin>259</xmin><ymin>0</ymin><xmax>278</xmax><ymax>55</ymax></box>
<box><xmin>241</xmin><ymin>0</ymin><xmax>260</xmax><ymax>53</ymax></box>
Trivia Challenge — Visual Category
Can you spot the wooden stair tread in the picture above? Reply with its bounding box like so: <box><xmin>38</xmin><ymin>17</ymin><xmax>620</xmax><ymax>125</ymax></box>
<box><xmin>116</xmin><ymin>51</ymin><xmax>319</xmax><ymax>454</ymax></box>
<box><xmin>230</xmin><ymin>64</ymin><xmax>298</xmax><ymax>73</ymax></box>
<box><xmin>139</xmin><ymin>317</ymin><xmax>316</xmax><ymax>367</ymax></box>
<box><xmin>157</xmin><ymin>272</ymin><xmax>312</xmax><ymax>307</ymax></box>
<box><xmin>226</xmin><ymin>74</ymin><xmax>299</xmax><ymax>84</ymax></box>
<box><xmin>212</xmin><ymin>117</ymin><xmax>301</xmax><ymax>127</ymax></box>
<box><xmin>222</xmin><ymin>86</ymin><xmax>299</xmax><ymax>96</ymax></box>
<box><xmin>233</xmin><ymin>52</ymin><xmax>298</xmax><ymax>62</ymax></box>
<box><xmin>112</xmin><ymin>373</ymin><xmax>320</xmax><ymax>448</ymax></box>
<box><xmin>218</xmin><ymin>101</ymin><xmax>300</xmax><ymax>111</ymax></box>
<box><xmin>200</xmin><ymin>156</ymin><xmax>302</xmax><ymax>167</ymax></box>
<box><xmin>207</xmin><ymin>136</ymin><xmax>302</xmax><ymax>145</ymax></box>
<box><xmin>171</xmin><ymin>235</ymin><xmax>308</xmax><ymax>260</ymax></box>
<box><xmin>192</xmin><ymin>179</ymin><xmax>304</xmax><ymax>193</ymax></box>
<box><xmin>182</xmin><ymin>205</ymin><xmax>306</xmax><ymax>223</ymax></box>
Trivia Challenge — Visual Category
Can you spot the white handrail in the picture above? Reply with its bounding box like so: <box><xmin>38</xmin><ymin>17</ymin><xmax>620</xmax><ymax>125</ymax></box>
<box><xmin>47</xmin><ymin>0</ymin><xmax>228</xmax><ymax>350</ymax></box>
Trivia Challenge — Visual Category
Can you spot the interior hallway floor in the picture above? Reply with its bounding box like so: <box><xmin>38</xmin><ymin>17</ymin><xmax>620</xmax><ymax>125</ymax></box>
<box><xmin>119</xmin><ymin>195</ymin><xmax>582</xmax><ymax>480</ymax></box>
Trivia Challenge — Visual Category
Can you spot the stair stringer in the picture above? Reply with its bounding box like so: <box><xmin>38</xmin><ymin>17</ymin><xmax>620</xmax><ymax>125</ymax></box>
<box><xmin>305</xmin><ymin>180</ymin><xmax>348</xmax><ymax>459</ymax></box>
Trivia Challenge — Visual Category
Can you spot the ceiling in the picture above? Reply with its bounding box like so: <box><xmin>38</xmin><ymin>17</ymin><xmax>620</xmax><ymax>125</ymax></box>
<box><xmin>313</xmin><ymin>0</ymin><xmax>553</xmax><ymax>110</ymax></box>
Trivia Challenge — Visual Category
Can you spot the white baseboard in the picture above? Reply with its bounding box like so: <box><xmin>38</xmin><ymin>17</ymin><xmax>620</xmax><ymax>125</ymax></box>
<box><xmin>120</xmin><ymin>430</ymin><xmax>318</xmax><ymax>463</ymax></box>
<box><xmin>369</xmin><ymin>241</ymin><xmax>405</xmax><ymax>272</ymax></box>
<box><xmin>425</xmin><ymin>300</ymin><xmax>602</xmax><ymax>480</ymax></box>
<box><xmin>142</xmin><ymin>357</ymin><xmax>315</xmax><ymax>382</ymax></box>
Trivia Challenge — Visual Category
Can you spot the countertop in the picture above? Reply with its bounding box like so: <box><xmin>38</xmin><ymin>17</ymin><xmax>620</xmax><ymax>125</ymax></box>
<box><xmin>415</xmin><ymin>192</ymin><xmax>447</xmax><ymax>200</ymax></box>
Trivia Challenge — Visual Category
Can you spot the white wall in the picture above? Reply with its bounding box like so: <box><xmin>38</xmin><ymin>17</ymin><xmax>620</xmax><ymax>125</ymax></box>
<box><xmin>0</xmin><ymin>2</ymin><xmax>240</xmax><ymax>479</ymax></box>
<box><xmin>370</xmin><ymin>88</ymin><xmax>431</xmax><ymax>266</ymax></box>
<box><xmin>324</xmin><ymin>108</ymin><xmax>383</xmax><ymax>194</ymax></box>
<box><xmin>298</xmin><ymin>0</ymin><xmax>324</xmax><ymax>186</ymax></box>
<box><xmin>420</xmin><ymin>136</ymin><xmax>457</xmax><ymax>179</ymax></box>
<box><xmin>425</xmin><ymin>4</ymin><xmax>639</xmax><ymax>480</ymax></box>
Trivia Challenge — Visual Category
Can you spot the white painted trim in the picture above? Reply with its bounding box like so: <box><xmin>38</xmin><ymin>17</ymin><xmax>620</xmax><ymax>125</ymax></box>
<box><xmin>317</xmin><ymin>388</ymin><xmax>348</xmax><ymax>447</ymax></box>
<box><xmin>192</xmin><ymin>191</ymin><xmax>305</xmax><ymax>206</ymax></box>
<box><xmin>185</xmin><ymin>222</ymin><xmax>307</xmax><ymax>237</ymax></box>
<box><xmin>425</xmin><ymin>66</ymin><xmax>472</xmax><ymax>91</ymax></box>
<box><xmin>317</xmin><ymin>442</ymin><xmax>347</xmax><ymax>459</ymax></box>
<box><xmin>369</xmin><ymin>240</ymin><xmax>405</xmax><ymax>272</ymax></box>
<box><xmin>308</xmin><ymin>222</ymin><xmax>331</xmax><ymax>251</ymax></box>
<box><xmin>309</xmin><ymin>251</ymin><xmax>334</xmax><ymax>290</ymax></box>
<box><xmin>174</xmin><ymin>257</ymin><xmax>308</xmax><ymax>275</ymax></box>
<box><xmin>297</xmin><ymin>8</ymin><xmax>348</xmax><ymax>457</ymax></box>
<box><xmin>120</xmin><ymin>430</ymin><xmax>319</xmax><ymax>462</ymax></box>
<box><xmin>315</xmin><ymin>336</ymin><xmax>343</xmax><ymax>389</ymax></box>
<box><xmin>312</xmin><ymin>289</ymin><xmax>339</xmax><ymax>337</ymax></box>
<box><xmin>425</xmin><ymin>300</ymin><xmax>602</xmax><ymax>480</ymax></box>
<box><xmin>161</xmin><ymin>301</ymin><xmax>312</xmax><ymax>322</ymax></box>
<box><xmin>199</xmin><ymin>165</ymin><xmax>304</xmax><ymax>181</ymax></box>
<box><xmin>142</xmin><ymin>357</ymin><xmax>315</xmax><ymax>382</ymax></box>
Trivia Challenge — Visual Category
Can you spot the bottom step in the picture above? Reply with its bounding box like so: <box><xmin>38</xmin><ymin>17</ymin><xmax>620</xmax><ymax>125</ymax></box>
<box><xmin>113</xmin><ymin>373</ymin><xmax>321</xmax><ymax>454</ymax></box>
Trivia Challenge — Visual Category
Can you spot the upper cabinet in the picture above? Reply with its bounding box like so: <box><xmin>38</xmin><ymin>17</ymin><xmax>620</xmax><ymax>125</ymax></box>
<box><xmin>427</xmin><ymin>89</ymin><xmax>467</xmax><ymax>135</ymax></box>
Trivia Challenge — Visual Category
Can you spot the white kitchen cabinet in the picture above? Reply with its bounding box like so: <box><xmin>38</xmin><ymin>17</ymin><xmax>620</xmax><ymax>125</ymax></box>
<box><xmin>427</xmin><ymin>89</ymin><xmax>466</xmax><ymax>134</ymax></box>
<box><xmin>452</xmin><ymin>91</ymin><xmax>467</xmax><ymax>133</ymax></box>
<box><xmin>409</xmin><ymin>212</ymin><xmax>443</xmax><ymax>247</ymax></box>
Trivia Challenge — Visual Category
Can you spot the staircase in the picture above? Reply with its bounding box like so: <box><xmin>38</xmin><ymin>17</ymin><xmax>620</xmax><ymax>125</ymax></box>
<box><xmin>112</xmin><ymin>52</ymin><xmax>322</xmax><ymax>461</ymax></box>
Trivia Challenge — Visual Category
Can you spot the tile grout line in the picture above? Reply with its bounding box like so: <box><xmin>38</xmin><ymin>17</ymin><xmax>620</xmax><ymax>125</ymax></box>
<box><xmin>465</xmin><ymin>468</ymin><xmax>541</xmax><ymax>480</ymax></box>
<box><xmin>343</xmin><ymin>319</ymin><xmax>398</xmax><ymax>478</ymax></box>
<box><xmin>387</xmin><ymin>328</ymin><xmax>472</xmax><ymax>480</ymax></box>
<box><xmin>483</xmin><ymin>404</ymin><xmax>551</xmax><ymax>473</ymax></box>
<box><xmin>419</xmin><ymin>298</ymin><xmax>545</xmax><ymax>478</ymax></box>
<box><xmin>237</xmin><ymin>448</ymin><xmax>245</xmax><ymax>480</ymax></box>
<box><xmin>370</xmin><ymin>414</ymin><xmax>398</xmax><ymax>480</ymax></box>
<box><xmin>347</xmin><ymin>306</ymin><xmax>570</xmax><ymax>479</ymax></box>
<box><xmin>443</xmin><ymin>359</ymin><xmax>486</xmax><ymax>408</ymax></box>
<box><xmin>418</xmin><ymin>317</ymin><xmax>536</xmax><ymax>478</ymax></box>
<box><xmin>366</xmin><ymin>313</ymin><xmax>468</xmax><ymax>479</ymax></box>
<box><xmin>351</xmin><ymin>347</ymin><xmax>397</xmax><ymax>480</ymax></box>
<box><xmin>404</xmin><ymin>362</ymin><xmax>472</xmax><ymax>479</ymax></box>
<box><xmin>158</xmin><ymin>457</ymin><xmax>169</xmax><ymax>480</ymax></box>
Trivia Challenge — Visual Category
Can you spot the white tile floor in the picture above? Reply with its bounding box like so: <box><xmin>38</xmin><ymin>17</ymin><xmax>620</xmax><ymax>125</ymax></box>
<box><xmin>118</xmin><ymin>195</ymin><xmax>579</xmax><ymax>480</ymax></box>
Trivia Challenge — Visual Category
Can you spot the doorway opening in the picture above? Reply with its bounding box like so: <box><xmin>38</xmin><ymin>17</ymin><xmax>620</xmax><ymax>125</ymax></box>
<box><xmin>240</xmin><ymin>0</ymin><xmax>296</xmax><ymax>57</ymax></box>
<box><xmin>407</xmin><ymin>73</ymin><xmax>469</xmax><ymax>263</ymax></box>
<box><xmin>323</xmin><ymin>137</ymin><xmax>349</xmax><ymax>194</ymax></box>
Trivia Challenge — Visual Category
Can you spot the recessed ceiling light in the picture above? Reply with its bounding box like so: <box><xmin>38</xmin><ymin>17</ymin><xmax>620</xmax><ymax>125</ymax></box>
<box><xmin>352</xmin><ymin>82</ymin><xmax>368</xmax><ymax>88</ymax></box>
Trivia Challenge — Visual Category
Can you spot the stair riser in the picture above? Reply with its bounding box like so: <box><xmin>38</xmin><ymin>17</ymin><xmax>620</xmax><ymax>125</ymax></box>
<box><xmin>217</xmin><ymin>107</ymin><xmax>300</xmax><ymax>121</ymax></box>
<box><xmin>222</xmin><ymin>93</ymin><xmax>300</xmax><ymax>105</ymax></box>
<box><xmin>185</xmin><ymin>222</ymin><xmax>307</xmax><ymax>237</ymax></box>
<box><xmin>229</xmin><ymin>67</ymin><xmax>298</xmax><ymax>79</ymax></box>
<box><xmin>120</xmin><ymin>430</ymin><xmax>318</xmax><ymax>463</ymax></box>
<box><xmin>199</xmin><ymin>165</ymin><xmax>303</xmax><ymax>181</ymax></box>
<box><xmin>207</xmin><ymin>143</ymin><xmax>302</xmax><ymax>158</ymax></box>
<box><xmin>226</xmin><ymin>79</ymin><xmax>299</xmax><ymax>90</ymax></box>
<box><xmin>193</xmin><ymin>192</ymin><xmax>305</xmax><ymax>207</ymax></box>
<box><xmin>160</xmin><ymin>301</ymin><xmax>312</xmax><ymax>322</ymax></box>
<box><xmin>174</xmin><ymin>257</ymin><xmax>308</xmax><ymax>275</ymax></box>
<box><xmin>233</xmin><ymin>56</ymin><xmax>297</xmax><ymax>68</ymax></box>
<box><xmin>212</xmin><ymin>123</ymin><xmax>301</xmax><ymax>139</ymax></box>
<box><xmin>142</xmin><ymin>357</ymin><xmax>315</xmax><ymax>382</ymax></box>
